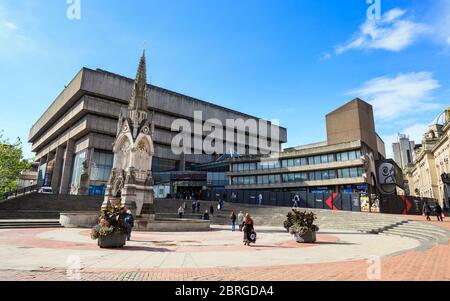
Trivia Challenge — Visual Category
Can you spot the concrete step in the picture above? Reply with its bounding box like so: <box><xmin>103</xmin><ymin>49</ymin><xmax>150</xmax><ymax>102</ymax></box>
<box><xmin>383</xmin><ymin>229</ymin><xmax>443</xmax><ymax>242</ymax></box>
<box><xmin>0</xmin><ymin>219</ymin><xmax>62</xmax><ymax>229</ymax></box>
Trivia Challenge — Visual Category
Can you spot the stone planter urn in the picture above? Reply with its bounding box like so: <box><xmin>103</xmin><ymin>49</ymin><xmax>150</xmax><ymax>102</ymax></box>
<box><xmin>98</xmin><ymin>233</ymin><xmax>127</xmax><ymax>248</ymax></box>
<box><xmin>294</xmin><ymin>231</ymin><xmax>317</xmax><ymax>243</ymax></box>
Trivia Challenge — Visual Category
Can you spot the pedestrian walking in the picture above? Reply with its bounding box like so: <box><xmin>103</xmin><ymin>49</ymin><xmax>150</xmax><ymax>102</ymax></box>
<box><xmin>230</xmin><ymin>211</ymin><xmax>237</xmax><ymax>232</ymax></box>
<box><xmin>292</xmin><ymin>194</ymin><xmax>300</xmax><ymax>208</ymax></box>
<box><xmin>237</xmin><ymin>211</ymin><xmax>244</xmax><ymax>231</ymax></box>
<box><xmin>243</xmin><ymin>213</ymin><xmax>256</xmax><ymax>246</ymax></box>
<box><xmin>435</xmin><ymin>203</ymin><xmax>444</xmax><ymax>222</ymax></box>
<box><xmin>178</xmin><ymin>205</ymin><xmax>185</xmax><ymax>219</ymax></box>
<box><xmin>191</xmin><ymin>201</ymin><xmax>196</xmax><ymax>214</ymax></box>
<box><xmin>258</xmin><ymin>193</ymin><xmax>263</xmax><ymax>206</ymax></box>
<box><xmin>423</xmin><ymin>202</ymin><xmax>432</xmax><ymax>221</ymax></box>
<box><xmin>196</xmin><ymin>200</ymin><xmax>201</xmax><ymax>213</ymax></box>
<box><xmin>124</xmin><ymin>209</ymin><xmax>134</xmax><ymax>241</ymax></box>
<box><xmin>210</xmin><ymin>204</ymin><xmax>214</xmax><ymax>216</ymax></box>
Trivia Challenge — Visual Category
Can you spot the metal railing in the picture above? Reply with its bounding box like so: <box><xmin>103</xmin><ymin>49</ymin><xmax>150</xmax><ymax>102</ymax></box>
<box><xmin>0</xmin><ymin>184</ymin><xmax>39</xmax><ymax>201</ymax></box>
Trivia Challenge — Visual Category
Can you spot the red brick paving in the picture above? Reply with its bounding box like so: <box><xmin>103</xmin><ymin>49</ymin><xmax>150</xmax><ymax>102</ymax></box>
<box><xmin>0</xmin><ymin>228</ymin><xmax>338</xmax><ymax>252</ymax></box>
<box><xmin>0</xmin><ymin>217</ymin><xmax>449</xmax><ymax>281</ymax></box>
<box><xmin>1</xmin><ymin>242</ymin><xmax>449</xmax><ymax>281</ymax></box>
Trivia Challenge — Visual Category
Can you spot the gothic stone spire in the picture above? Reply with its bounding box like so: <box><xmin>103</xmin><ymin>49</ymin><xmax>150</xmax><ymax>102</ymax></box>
<box><xmin>129</xmin><ymin>50</ymin><xmax>149</xmax><ymax>112</ymax></box>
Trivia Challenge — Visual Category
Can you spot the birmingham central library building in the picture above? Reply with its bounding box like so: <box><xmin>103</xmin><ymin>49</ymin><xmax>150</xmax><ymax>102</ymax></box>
<box><xmin>29</xmin><ymin>58</ymin><xmax>404</xmax><ymax>202</ymax></box>
<box><xmin>28</xmin><ymin>65</ymin><xmax>287</xmax><ymax>197</ymax></box>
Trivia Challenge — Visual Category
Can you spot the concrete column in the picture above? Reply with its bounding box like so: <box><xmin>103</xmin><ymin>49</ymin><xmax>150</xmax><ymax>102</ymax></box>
<box><xmin>51</xmin><ymin>146</ymin><xmax>64</xmax><ymax>194</ymax></box>
<box><xmin>45</xmin><ymin>152</ymin><xmax>56</xmax><ymax>187</ymax></box>
<box><xmin>60</xmin><ymin>139</ymin><xmax>75</xmax><ymax>195</ymax></box>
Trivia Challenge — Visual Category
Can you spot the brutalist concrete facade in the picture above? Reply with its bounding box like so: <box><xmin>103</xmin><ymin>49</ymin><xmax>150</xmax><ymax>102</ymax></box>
<box><xmin>29</xmin><ymin>67</ymin><xmax>287</xmax><ymax>195</ymax></box>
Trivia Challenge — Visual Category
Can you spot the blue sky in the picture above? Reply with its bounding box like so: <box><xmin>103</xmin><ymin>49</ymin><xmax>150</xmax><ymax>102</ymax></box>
<box><xmin>0</xmin><ymin>0</ymin><xmax>450</xmax><ymax>159</ymax></box>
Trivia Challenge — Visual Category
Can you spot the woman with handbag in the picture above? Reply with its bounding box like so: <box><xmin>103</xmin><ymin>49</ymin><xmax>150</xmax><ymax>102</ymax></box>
<box><xmin>243</xmin><ymin>213</ymin><xmax>256</xmax><ymax>246</ymax></box>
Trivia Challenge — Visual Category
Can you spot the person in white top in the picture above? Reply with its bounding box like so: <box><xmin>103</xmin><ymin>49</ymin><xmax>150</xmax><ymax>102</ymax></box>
<box><xmin>178</xmin><ymin>206</ymin><xmax>185</xmax><ymax>219</ymax></box>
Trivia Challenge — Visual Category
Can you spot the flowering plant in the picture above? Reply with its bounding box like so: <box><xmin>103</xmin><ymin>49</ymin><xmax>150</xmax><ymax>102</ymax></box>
<box><xmin>91</xmin><ymin>205</ymin><xmax>127</xmax><ymax>240</ymax></box>
<box><xmin>284</xmin><ymin>209</ymin><xmax>319</xmax><ymax>235</ymax></box>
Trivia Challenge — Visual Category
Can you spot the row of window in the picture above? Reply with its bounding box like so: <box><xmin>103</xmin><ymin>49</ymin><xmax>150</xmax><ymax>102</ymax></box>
<box><xmin>231</xmin><ymin>167</ymin><xmax>364</xmax><ymax>185</ymax></box>
<box><xmin>232</xmin><ymin>150</ymin><xmax>362</xmax><ymax>172</ymax></box>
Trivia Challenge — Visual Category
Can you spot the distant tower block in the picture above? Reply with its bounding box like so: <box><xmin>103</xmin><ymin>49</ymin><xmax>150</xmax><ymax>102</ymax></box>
<box><xmin>102</xmin><ymin>50</ymin><xmax>155</xmax><ymax>220</ymax></box>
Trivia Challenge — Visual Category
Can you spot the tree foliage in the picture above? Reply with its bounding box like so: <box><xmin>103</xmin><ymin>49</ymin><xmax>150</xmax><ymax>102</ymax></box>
<box><xmin>0</xmin><ymin>131</ymin><xmax>34</xmax><ymax>195</ymax></box>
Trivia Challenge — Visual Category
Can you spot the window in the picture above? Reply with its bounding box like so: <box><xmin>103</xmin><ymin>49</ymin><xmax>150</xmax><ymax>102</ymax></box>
<box><xmin>328</xmin><ymin>170</ymin><xmax>337</xmax><ymax>179</ymax></box>
<box><xmin>340</xmin><ymin>152</ymin><xmax>349</xmax><ymax>161</ymax></box>
<box><xmin>300</xmin><ymin>157</ymin><xmax>308</xmax><ymax>166</ymax></box>
<box><xmin>315</xmin><ymin>171</ymin><xmax>322</xmax><ymax>180</ymax></box>
<box><xmin>322</xmin><ymin>170</ymin><xmax>330</xmax><ymax>180</ymax></box>
<box><xmin>294</xmin><ymin>158</ymin><xmax>301</xmax><ymax>166</ymax></box>
<box><xmin>348</xmin><ymin>151</ymin><xmax>357</xmax><ymax>161</ymax></box>
<box><xmin>288</xmin><ymin>173</ymin><xmax>295</xmax><ymax>182</ymax></box>
<box><xmin>350</xmin><ymin>168</ymin><xmax>358</xmax><ymax>178</ymax></box>
<box><xmin>91</xmin><ymin>151</ymin><xmax>114</xmax><ymax>182</ymax></box>
<box><xmin>340</xmin><ymin>168</ymin><xmax>350</xmax><ymax>178</ymax></box>
<box><xmin>288</xmin><ymin>159</ymin><xmax>294</xmax><ymax>167</ymax></box>
<box><xmin>269</xmin><ymin>175</ymin><xmax>275</xmax><ymax>184</ymax></box>
<box><xmin>321</xmin><ymin>155</ymin><xmax>329</xmax><ymax>164</ymax></box>
<box><xmin>328</xmin><ymin>154</ymin><xmax>335</xmax><ymax>163</ymax></box>
<box><xmin>309</xmin><ymin>172</ymin><xmax>315</xmax><ymax>181</ymax></box>
<box><xmin>314</xmin><ymin>156</ymin><xmax>321</xmax><ymax>165</ymax></box>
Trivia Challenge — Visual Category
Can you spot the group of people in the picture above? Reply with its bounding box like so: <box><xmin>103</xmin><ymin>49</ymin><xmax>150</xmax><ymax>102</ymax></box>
<box><xmin>229</xmin><ymin>211</ymin><xmax>256</xmax><ymax>246</ymax></box>
<box><xmin>422</xmin><ymin>202</ymin><xmax>446</xmax><ymax>222</ymax></box>
<box><xmin>178</xmin><ymin>200</ymin><xmax>222</xmax><ymax>221</ymax></box>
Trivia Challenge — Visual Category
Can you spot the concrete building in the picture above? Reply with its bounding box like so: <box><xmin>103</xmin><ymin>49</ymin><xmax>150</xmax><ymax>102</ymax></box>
<box><xmin>29</xmin><ymin>65</ymin><xmax>287</xmax><ymax>196</ymax></box>
<box><xmin>392</xmin><ymin>134</ymin><xmax>416</xmax><ymax>170</ymax></box>
<box><xmin>226</xmin><ymin>98</ymin><xmax>394</xmax><ymax>195</ymax></box>
<box><xmin>17</xmin><ymin>162</ymin><xmax>39</xmax><ymax>189</ymax></box>
<box><xmin>406</xmin><ymin>108</ymin><xmax>450</xmax><ymax>208</ymax></box>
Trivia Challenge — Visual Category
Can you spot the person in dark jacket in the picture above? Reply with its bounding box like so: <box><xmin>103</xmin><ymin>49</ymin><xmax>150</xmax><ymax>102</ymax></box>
<box><xmin>124</xmin><ymin>210</ymin><xmax>134</xmax><ymax>241</ymax></box>
<box><xmin>243</xmin><ymin>213</ymin><xmax>255</xmax><ymax>246</ymax></box>
<box><xmin>191</xmin><ymin>201</ymin><xmax>196</xmax><ymax>214</ymax></box>
<box><xmin>423</xmin><ymin>202</ymin><xmax>432</xmax><ymax>221</ymax></box>
<box><xmin>202</xmin><ymin>210</ymin><xmax>210</xmax><ymax>220</ymax></box>
<box><xmin>435</xmin><ymin>204</ymin><xmax>444</xmax><ymax>222</ymax></box>
<box><xmin>196</xmin><ymin>200</ymin><xmax>201</xmax><ymax>213</ymax></box>
<box><xmin>210</xmin><ymin>204</ymin><xmax>214</xmax><ymax>216</ymax></box>
<box><xmin>230</xmin><ymin>211</ymin><xmax>237</xmax><ymax>232</ymax></box>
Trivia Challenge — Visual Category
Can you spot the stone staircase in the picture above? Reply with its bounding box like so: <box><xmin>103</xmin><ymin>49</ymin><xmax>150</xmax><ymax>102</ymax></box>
<box><xmin>0</xmin><ymin>193</ymin><xmax>103</xmax><ymax>220</ymax></box>
<box><xmin>381</xmin><ymin>221</ymin><xmax>450</xmax><ymax>246</ymax></box>
<box><xmin>0</xmin><ymin>219</ymin><xmax>62</xmax><ymax>229</ymax></box>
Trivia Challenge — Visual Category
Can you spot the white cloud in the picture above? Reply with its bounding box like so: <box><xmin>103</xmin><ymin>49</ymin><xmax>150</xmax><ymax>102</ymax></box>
<box><xmin>320</xmin><ymin>52</ymin><xmax>331</xmax><ymax>61</ymax></box>
<box><xmin>0</xmin><ymin>6</ymin><xmax>36</xmax><ymax>58</ymax></box>
<box><xmin>336</xmin><ymin>8</ymin><xmax>430</xmax><ymax>54</ymax></box>
<box><xmin>383</xmin><ymin>123</ymin><xmax>429</xmax><ymax>159</ymax></box>
<box><xmin>426</xmin><ymin>0</ymin><xmax>450</xmax><ymax>48</ymax></box>
<box><xmin>349</xmin><ymin>72</ymin><xmax>441</xmax><ymax>120</ymax></box>
<box><xmin>3</xmin><ymin>21</ymin><xmax>17</xmax><ymax>30</ymax></box>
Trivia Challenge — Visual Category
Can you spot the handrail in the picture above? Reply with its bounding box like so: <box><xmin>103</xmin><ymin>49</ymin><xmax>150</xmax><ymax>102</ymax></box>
<box><xmin>0</xmin><ymin>184</ymin><xmax>39</xmax><ymax>201</ymax></box>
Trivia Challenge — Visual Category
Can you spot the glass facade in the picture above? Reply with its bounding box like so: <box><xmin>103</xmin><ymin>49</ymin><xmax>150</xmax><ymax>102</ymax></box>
<box><xmin>91</xmin><ymin>151</ymin><xmax>114</xmax><ymax>182</ymax></box>
<box><xmin>232</xmin><ymin>149</ymin><xmax>362</xmax><ymax>172</ymax></box>
<box><xmin>69</xmin><ymin>150</ymin><xmax>87</xmax><ymax>194</ymax></box>
<box><xmin>232</xmin><ymin>167</ymin><xmax>364</xmax><ymax>185</ymax></box>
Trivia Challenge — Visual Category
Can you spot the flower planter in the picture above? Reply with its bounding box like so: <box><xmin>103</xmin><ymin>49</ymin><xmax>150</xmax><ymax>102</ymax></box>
<box><xmin>97</xmin><ymin>233</ymin><xmax>127</xmax><ymax>248</ymax></box>
<box><xmin>294</xmin><ymin>231</ymin><xmax>317</xmax><ymax>243</ymax></box>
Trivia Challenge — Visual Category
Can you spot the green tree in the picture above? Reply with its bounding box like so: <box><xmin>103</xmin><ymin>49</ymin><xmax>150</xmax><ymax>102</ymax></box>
<box><xmin>0</xmin><ymin>131</ymin><xmax>34</xmax><ymax>195</ymax></box>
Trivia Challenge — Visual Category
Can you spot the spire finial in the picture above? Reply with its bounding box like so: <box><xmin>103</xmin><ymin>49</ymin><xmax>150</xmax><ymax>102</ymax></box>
<box><xmin>128</xmin><ymin>48</ymin><xmax>149</xmax><ymax>112</ymax></box>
